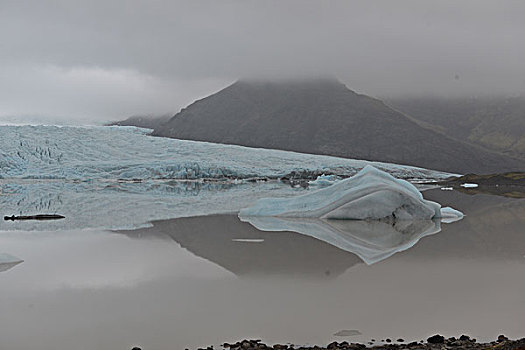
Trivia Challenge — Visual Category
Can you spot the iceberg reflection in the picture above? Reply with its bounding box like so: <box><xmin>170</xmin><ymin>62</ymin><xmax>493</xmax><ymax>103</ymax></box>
<box><xmin>240</xmin><ymin>216</ymin><xmax>442</xmax><ymax>265</ymax></box>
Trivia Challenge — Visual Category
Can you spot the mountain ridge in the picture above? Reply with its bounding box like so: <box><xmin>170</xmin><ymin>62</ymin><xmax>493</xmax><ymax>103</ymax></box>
<box><xmin>150</xmin><ymin>79</ymin><xmax>524</xmax><ymax>174</ymax></box>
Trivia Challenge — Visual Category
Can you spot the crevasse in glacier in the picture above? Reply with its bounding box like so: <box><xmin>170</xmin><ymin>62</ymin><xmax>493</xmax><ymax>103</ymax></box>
<box><xmin>0</xmin><ymin>125</ymin><xmax>454</xmax><ymax>181</ymax></box>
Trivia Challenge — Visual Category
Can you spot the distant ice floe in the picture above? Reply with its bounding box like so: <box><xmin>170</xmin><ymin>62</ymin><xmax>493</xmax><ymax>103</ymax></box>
<box><xmin>461</xmin><ymin>183</ymin><xmax>479</xmax><ymax>188</ymax></box>
<box><xmin>239</xmin><ymin>166</ymin><xmax>463</xmax><ymax>221</ymax></box>
<box><xmin>308</xmin><ymin>174</ymin><xmax>338</xmax><ymax>187</ymax></box>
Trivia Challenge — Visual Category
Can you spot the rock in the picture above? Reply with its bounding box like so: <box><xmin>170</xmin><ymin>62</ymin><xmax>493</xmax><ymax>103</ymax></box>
<box><xmin>459</xmin><ymin>335</ymin><xmax>471</xmax><ymax>341</ymax></box>
<box><xmin>498</xmin><ymin>335</ymin><xmax>509</xmax><ymax>343</ymax></box>
<box><xmin>273</xmin><ymin>345</ymin><xmax>288</xmax><ymax>350</ymax></box>
<box><xmin>397</xmin><ymin>339</ymin><xmax>404</xmax><ymax>342</ymax></box>
<box><xmin>131</xmin><ymin>348</ymin><xmax>142</xmax><ymax>350</ymax></box>
<box><xmin>386</xmin><ymin>339</ymin><xmax>392</xmax><ymax>343</ymax></box>
<box><xmin>427</xmin><ymin>335</ymin><xmax>445</xmax><ymax>344</ymax></box>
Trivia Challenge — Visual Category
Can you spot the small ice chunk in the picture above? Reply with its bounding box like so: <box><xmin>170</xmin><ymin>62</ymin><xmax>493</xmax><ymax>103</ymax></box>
<box><xmin>240</xmin><ymin>166</ymin><xmax>455</xmax><ymax>221</ymax></box>
<box><xmin>308</xmin><ymin>174</ymin><xmax>337</xmax><ymax>186</ymax></box>
<box><xmin>440</xmin><ymin>187</ymin><xmax>454</xmax><ymax>191</ymax></box>
<box><xmin>439</xmin><ymin>207</ymin><xmax>465</xmax><ymax>223</ymax></box>
<box><xmin>461</xmin><ymin>183</ymin><xmax>479</xmax><ymax>188</ymax></box>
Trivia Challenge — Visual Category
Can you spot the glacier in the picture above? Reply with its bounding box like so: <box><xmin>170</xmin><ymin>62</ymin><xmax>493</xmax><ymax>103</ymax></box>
<box><xmin>0</xmin><ymin>125</ymin><xmax>456</xmax><ymax>231</ymax></box>
<box><xmin>0</xmin><ymin>125</ymin><xmax>453</xmax><ymax>181</ymax></box>
<box><xmin>239</xmin><ymin>166</ymin><xmax>463</xmax><ymax>220</ymax></box>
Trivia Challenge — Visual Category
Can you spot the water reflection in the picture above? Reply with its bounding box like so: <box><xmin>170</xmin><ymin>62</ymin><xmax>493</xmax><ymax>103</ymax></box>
<box><xmin>239</xmin><ymin>217</ymin><xmax>442</xmax><ymax>265</ymax></box>
<box><xmin>0</xmin><ymin>190</ymin><xmax>524</xmax><ymax>350</ymax></box>
<box><xmin>117</xmin><ymin>215</ymin><xmax>362</xmax><ymax>278</ymax></box>
<box><xmin>0</xmin><ymin>253</ymin><xmax>23</xmax><ymax>273</ymax></box>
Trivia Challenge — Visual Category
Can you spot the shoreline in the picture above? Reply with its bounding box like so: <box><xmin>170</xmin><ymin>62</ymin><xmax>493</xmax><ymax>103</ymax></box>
<box><xmin>179</xmin><ymin>336</ymin><xmax>525</xmax><ymax>350</ymax></box>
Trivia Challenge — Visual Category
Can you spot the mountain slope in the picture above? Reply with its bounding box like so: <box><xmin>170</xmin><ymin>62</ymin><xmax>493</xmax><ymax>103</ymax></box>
<box><xmin>153</xmin><ymin>79</ymin><xmax>524</xmax><ymax>173</ymax></box>
<box><xmin>386</xmin><ymin>97</ymin><xmax>525</xmax><ymax>160</ymax></box>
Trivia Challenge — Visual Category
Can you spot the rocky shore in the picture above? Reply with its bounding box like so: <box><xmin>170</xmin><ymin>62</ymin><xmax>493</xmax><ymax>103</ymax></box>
<box><xmin>137</xmin><ymin>335</ymin><xmax>525</xmax><ymax>350</ymax></box>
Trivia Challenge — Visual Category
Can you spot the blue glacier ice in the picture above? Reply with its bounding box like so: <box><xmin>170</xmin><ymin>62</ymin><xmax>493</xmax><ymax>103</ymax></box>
<box><xmin>0</xmin><ymin>126</ymin><xmax>456</xmax><ymax>231</ymax></box>
<box><xmin>239</xmin><ymin>166</ymin><xmax>464</xmax><ymax>221</ymax></box>
<box><xmin>0</xmin><ymin>125</ymin><xmax>453</xmax><ymax>181</ymax></box>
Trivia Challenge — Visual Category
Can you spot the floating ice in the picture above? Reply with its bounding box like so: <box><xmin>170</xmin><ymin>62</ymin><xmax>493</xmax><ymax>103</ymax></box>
<box><xmin>308</xmin><ymin>174</ymin><xmax>337</xmax><ymax>187</ymax></box>
<box><xmin>439</xmin><ymin>207</ymin><xmax>465</xmax><ymax>224</ymax></box>
<box><xmin>461</xmin><ymin>183</ymin><xmax>479</xmax><ymax>188</ymax></box>
<box><xmin>239</xmin><ymin>166</ymin><xmax>463</xmax><ymax>221</ymax></box>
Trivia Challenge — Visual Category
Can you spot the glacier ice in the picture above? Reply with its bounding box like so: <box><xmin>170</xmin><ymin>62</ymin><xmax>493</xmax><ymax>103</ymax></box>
<box><xmin>238</xmin><ymin>166</ymin><xmax>463</xmax><ymax>264</ymax></box>
<box><xmin>239</xmin><ymin>166</ymin><xmax>464</xmax><ymax>221</ymax></box>
<box><xmin>0</xmin><ymin>125</ymin><xmax>458</xmax><ymax>231</ymax></box>
<box><xmin>0</xmin><ymin>125</ymin><xmax>453</xmax><ymax>181</ymax></box>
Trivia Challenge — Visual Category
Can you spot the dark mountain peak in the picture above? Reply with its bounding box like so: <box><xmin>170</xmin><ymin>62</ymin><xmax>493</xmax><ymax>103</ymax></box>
<box><xmin>153</xmin><ymin>80</ymin><xmax>524</xmax><ymax>174</ymax></box>
<box><xmin>231</xmin><ymin>77</ymin><xmax>359</xmax><ymax>96</ymax></box>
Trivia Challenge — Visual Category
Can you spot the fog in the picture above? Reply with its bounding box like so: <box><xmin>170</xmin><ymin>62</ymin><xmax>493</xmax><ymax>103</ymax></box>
<box><xmin>1</xmin><ymin>0</ymin><xmax>524</xmax><ymax>123</ymax></box>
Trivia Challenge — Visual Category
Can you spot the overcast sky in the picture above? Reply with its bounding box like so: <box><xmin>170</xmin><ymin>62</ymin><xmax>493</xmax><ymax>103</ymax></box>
<box><xmin>1</xmin><ymin>0</ymin><xmax>524</xmax><ymax>124</ymax></box>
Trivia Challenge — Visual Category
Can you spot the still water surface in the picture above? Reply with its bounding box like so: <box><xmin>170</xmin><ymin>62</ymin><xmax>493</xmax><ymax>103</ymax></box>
<box><xmin>0</xmin><ymin>190</ymin><xmax>524</xmax><ymax>350</ymax></box>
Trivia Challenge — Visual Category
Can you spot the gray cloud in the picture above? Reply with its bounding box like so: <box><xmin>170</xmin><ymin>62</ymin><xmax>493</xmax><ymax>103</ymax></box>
<box><xmin>1</xmin><ymin>0</ymin><xmax>524</xmax><ymax>123</ymax></box>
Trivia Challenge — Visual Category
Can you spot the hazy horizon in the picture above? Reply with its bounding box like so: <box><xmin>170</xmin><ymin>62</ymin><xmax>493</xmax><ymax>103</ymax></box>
<box><xmin>1</xmin><ymin>0</ymin><xmax>525</xmax><ymax>124</ymax></box>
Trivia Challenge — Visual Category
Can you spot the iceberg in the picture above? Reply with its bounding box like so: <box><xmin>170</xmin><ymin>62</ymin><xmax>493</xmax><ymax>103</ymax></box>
<box><xmin>239</xmin><ymin>166</ymin><xmax>463</xmax><ymax>221</ymax></box>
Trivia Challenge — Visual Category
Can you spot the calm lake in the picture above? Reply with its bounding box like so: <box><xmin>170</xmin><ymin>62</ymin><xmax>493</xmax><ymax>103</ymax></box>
<box><xmin>0</xmin><ymin>189</ymin><xmax>524</xmax><ymax>350</ymax></box>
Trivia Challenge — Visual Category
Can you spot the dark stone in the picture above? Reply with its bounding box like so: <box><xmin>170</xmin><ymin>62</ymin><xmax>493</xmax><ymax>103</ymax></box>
<box><xmin>273</xmin><ymin>345</ymin><xmax>288</xmax><ymax>350</ymax></box>
<box><xmin>459</xmin><ymin>335</ymin><xmax>471</xmax><ymax>341</ymax></box>
<box><xmin>498</xmin><ymin>335</ymin><xmax>509</xmax><ymax>343</ymax></box>
<box><xmin>386</xmin><ymin>339</ymin><xmax>392</xmax><ymax>343</ymax></box>
<box><xmin>327</xmin><ymin>342</ymin><xmax>338</xmax><ymax>349</ymax></box>
<box><xmin>131</xmin><ymin>348</ymin><xmax>142</xmax><ymax>350</ymax></box>
<box><xmin>427</xmin><ymin>335</ymin><xmax>445</xmax><ymax>344</ymax></box>
<box><xmin>397</xmin><ymin>339</ymin><xmax>404</xmax><ymax>342</ymax></box>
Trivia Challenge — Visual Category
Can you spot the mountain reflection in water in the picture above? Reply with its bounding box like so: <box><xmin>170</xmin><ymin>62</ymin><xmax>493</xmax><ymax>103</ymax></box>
<box><xmin>116</xmin><ymin>214</ymin><xmax>447</xmax><ymax>277</ymax></box>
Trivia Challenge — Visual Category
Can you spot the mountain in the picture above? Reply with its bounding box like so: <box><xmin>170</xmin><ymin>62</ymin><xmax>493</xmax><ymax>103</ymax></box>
<box><xmin>152</xmin><ymin>79</ymin><xmax>524</xmax><ymax>174</ymax></box>
<box><xmin>386</xmin><ymin>97</ymin><xmax>525</xmax><ymax>160</ymax></box>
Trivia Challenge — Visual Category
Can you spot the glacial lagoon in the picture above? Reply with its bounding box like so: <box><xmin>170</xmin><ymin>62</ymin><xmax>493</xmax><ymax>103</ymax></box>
<box><xmin>1</xmin><ymin>189</ymin><xmax>524</xmax><ymax>350</ymax></box>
